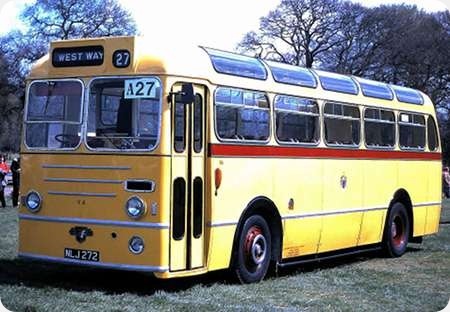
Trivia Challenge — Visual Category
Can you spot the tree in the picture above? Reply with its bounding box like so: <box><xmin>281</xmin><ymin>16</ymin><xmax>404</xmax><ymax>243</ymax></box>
<box><xmin>21</xmin><ymin>0</ymin><xmax>137</xmax><ymax>41</ymax></box>
<box><xmin>1</xmin><ymin>0</ymin><xmax>137</xmax><ymax>90</ymax></box>
<box><xmin>0</xmin><ymin>53</ymin><xmax>22</xmax><ymax>152</ymax></box>
<box><xmin>320</xmin><ymin>5</ymin><xmax>450</xmax><ymax>113</ymax></box>
<box><xmin>238</xmin><ymin>0</ymin><xmax>356</xmax><ymax>67</ymax></box>
<box><xmin>0</xmin><ymin>30</ymin><xmax>45</xmax><ymax>91</ymax></box>
<box><xmin>317</xmin><ymin>2</ymin><xmax>381</xmax><ymax>76</ymax></box>
<box><xmin>238</xmin><ymin>1</ymin><xmax>450</xmax><ymax>162</ymax></box>
<box><xmin>0</xmin><ymin>0</ymin><xmax>138</xmax><ymax>152</ymax></box>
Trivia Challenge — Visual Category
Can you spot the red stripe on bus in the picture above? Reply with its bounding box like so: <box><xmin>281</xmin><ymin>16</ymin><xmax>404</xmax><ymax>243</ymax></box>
<box><xmin>209</xmin><ymin>144</ymin><xmax>442</xmax><ymax>160</ymax></box>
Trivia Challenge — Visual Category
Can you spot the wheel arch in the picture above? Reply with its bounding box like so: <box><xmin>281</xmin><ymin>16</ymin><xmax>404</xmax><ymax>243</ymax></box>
<box><xmin>389</xmin><ymin>188</ymin><xmax>414</xmax><ymax>239</ymax></box>
<box><xmin>230</xmin><ymin>196</ymin><xmax>283</xmax><ymax>267</ymax></box>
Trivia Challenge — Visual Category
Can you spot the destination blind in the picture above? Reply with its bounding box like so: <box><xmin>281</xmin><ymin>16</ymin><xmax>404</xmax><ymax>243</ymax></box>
<box><xmin>52</xmin><ymin>46</ymin><xmax>104</xmax><ymax>67</ymax></box>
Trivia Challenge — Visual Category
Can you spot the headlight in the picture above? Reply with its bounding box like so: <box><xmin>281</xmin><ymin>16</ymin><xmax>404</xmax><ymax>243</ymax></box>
<box><xmin>25</xmin><ymin>191</ymin><xmax>42</xmax><ymax>213</ymax></box>
<box><xmin>125</xmin><ymin>196</ymin><xmax>146</xmax><ymax>219</ymax></box>
<box><xmin>128</xmin><ymin>236</ymin><xmax>145</xmax><ymax>254</ymax></box>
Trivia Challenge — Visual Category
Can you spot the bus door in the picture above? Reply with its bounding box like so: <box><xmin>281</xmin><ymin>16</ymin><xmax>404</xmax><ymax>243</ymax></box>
<box><xmin>170</xmin><ymin>83</ymin><xmax>206</xmax><ymax>271</ymax></box>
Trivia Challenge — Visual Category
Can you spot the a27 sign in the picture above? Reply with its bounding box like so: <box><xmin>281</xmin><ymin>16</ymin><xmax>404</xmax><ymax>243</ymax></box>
<box><xmin>124</xmin><ymin>78</ymin><xmax>159</xmax><ymax>99</ymax></box>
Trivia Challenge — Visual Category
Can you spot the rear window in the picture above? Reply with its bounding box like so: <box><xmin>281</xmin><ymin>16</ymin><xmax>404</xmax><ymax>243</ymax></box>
<box><xmin>427</xmin><ymin>116</ymin><xmax>439</xmax><ymax>151</ymax></box>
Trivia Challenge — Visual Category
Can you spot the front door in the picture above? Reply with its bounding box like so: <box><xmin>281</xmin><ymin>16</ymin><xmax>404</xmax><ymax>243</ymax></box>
<box><xmin>170</xmin><ymin>83</ymin><xmax>206</xmax><ymax>271</ymax></box>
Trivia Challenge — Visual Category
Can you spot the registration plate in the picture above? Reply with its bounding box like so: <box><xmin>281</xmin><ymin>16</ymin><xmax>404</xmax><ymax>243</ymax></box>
<box><xmin>64</xmin><ymin>248</ymin><xmax>100</xmax><ymax>262</ymax></box>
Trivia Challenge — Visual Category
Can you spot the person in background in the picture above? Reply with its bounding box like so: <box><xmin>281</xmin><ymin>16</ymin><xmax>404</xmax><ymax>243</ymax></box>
<box><xmin>0</xmin><ymin>155</ymin><xmax>9</xmax><ymax>208</ymax></box>
<box><xmin>10</xmin><ymin>157</ymin><xmax>20</xmax><ymax>208</ymax></box>
<box><xmin>0</xmin><ymin>155</ymin><xmax>9</xmax><ymax>174</ymax></box>
<box><xmin>443</xmin><ymin>166</ymin><xmax>450</xmax><ymax>198</ymax></box>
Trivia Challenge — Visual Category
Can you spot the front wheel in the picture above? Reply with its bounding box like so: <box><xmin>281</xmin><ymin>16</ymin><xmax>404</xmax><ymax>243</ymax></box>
<box><xmin>383</xmin><ymin>202</ymin><xmax>410</xmax><ymax>257</ymax></box>
<box><xmin>233</xmin><ymin>215</ymin><xmax>271</xmax><ymax>284</ymax></box>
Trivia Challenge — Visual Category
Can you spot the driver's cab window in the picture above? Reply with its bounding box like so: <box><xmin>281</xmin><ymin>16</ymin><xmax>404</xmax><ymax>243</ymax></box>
<box><xmin>87</xmin><ymin>77</ymin><xmax>162</xmax><ymax>150</ymax></box>
<box><xmin>25</xmin><ymin>80</ymin><xmax>83</xmax><ymax>149</ymax></box>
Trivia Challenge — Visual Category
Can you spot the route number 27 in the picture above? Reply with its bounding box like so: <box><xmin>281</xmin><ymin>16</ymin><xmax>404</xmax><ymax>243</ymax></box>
<box><xmin>124</xmin><ymin>78</ymin><xmax>159</xmax><ymax>99</ymax></box>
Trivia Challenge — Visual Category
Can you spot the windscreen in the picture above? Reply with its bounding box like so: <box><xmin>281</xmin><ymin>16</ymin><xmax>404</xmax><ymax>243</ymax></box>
<box><xmin>25</xmin><ymin>80</ymin><xmax>83</xmax><ymax>149</ymax></box>
<box><xmin>86</xmin><ymin>77</ymin><xmax>161</xmax><ymax>150</ymax></box>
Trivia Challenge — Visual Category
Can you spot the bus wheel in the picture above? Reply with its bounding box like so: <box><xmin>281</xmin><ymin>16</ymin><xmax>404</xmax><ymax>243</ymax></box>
<box><xmin>383</xmin><ymin>202</ymin><xmax>410</xmax><ymax>257</ymax></box>
<box><xmin>234</xmin><ymin>215</ymin><xmax>271</xmax><ymax>283</ymax></box>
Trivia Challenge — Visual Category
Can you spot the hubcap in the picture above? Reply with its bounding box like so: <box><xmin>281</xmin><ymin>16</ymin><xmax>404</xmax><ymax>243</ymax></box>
<box><xmin>251</xmin><ymin>234</ymin><xmax>267</xmax><ymax>265</ymax></box>
<box><xmin>244</xmin><ymin>226</ymin><xmax>267</xmax><ymax>270</ymax></box>
<box><xmin>391</xmin><ymin>215</ymin><xmax>405</xmax><ymax>248</ymax></box>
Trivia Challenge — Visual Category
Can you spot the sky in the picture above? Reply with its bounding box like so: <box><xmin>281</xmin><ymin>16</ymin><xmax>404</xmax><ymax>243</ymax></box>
<box><xmin>0</xmin><ymin>0</ymin><xmax>448</xmax><ymax>50</ymax></box>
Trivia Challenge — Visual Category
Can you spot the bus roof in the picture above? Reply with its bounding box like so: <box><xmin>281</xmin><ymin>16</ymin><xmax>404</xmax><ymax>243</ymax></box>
<box><xmin>28</xmin><ymin>36</ymin><xmax>435</xmax><ymax>113</ymax></box>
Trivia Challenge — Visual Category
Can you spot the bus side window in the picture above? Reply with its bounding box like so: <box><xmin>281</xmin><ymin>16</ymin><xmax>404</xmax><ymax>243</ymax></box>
<box><xmin>214</xmin><ymin>87</ymin><xmax>269</xmax><ymax>142</ymax></box>
<box><xmin>364</xmin><ymin>108</ymin><xmax>395</xmax><ymax>148</ymax></box>
<box><xmin>324</xmin><ymin>103</ymin><xmax>360</xmax><ymax>146</ymax></box>
<box><xmin>275</xmin><ymin>95</ymin><xmax>319</xmax><ymax>144</ymax></box>
<box><xmin>174</xmin><ymin>98</ymin><xmax>186</xmax><ymax>153</ymax></box>
<box><xmin>193</xmin><ymin>94</ymin><xmax>203</xmax><ymax>153</ymax></box>
<box><xmin>427</xmin><ymin>116</ymin><xmax>439</xmax><ymax>151</ymax></box>
<box><xmin>399</xmin><ymin>113</ymin><xmax>425</xmax><ymax>150</ymax></box>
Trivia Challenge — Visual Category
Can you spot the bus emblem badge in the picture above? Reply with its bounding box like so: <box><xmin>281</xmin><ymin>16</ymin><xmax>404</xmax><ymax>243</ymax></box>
<box><xmin>340</xmin><ymin>175</ymin><xmax>348</xmax><ymax>189</ymax></box>
<box><xmin>69</xmin><ymin>226</ymin><xmax>93</xmax><ymax>243</ymax></box>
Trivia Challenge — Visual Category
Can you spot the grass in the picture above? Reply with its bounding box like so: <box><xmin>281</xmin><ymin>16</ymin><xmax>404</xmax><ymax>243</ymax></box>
<box><xmin>0</xmin><ymin>196</ymin><xmax>449</xmax><ymax>312</ymax></box>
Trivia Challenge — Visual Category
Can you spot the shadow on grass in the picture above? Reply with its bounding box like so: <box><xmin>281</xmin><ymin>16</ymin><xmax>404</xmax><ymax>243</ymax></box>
<box><xmin>0</xmin><ymin>245</ymin><xmax>425</xmax><ymax>295</ymax></box>
<box><xmin>275</xmin><ymin>245</ymin><xmax>424</xmax><ymax>278</ymax></box>
<box><xmin>0</xmin><ymin>258</ymin><xmax>231</xmax><ymax>296</ymax></box>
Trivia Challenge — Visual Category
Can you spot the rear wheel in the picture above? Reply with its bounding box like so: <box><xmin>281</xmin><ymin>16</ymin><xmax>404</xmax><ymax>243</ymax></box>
<box><xmin>234</xmin><ymin>215</ymin><xmax>271</xmax><ymax>283</ymax></box>
<box><xmin>383</xmin><ymin>202</ymin><xmax>410</xmax><ymax>257</ymax></box>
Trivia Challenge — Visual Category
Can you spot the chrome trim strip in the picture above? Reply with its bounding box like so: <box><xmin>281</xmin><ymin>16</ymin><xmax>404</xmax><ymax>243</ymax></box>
<box><xmin>43</xmin><ymin>164</ymin><xmax>131</xmax><ymax>170</ymax></box>
<box><xmin>18</xmin><ymin>252</ymin><xmax>168</xmax><ymax>273</ymax></box>
<box><xmin>207</xmin><ymin>206</ymin><xmax>388</xmax><ymax>226</ymax></box>
<box><xmin>282</xmin><ymin>206</ymin><xmax>387</xmax><ymax>220</ymax></box>
<box><xmin>48</xmin><ymin>191</ymin><xmax>116</xmax><ymax>198</ymax></box>
<box><xmin>413</xmin><ymin>201</ymin><xmax>441</xmax><ymax>208</ymax></box>
<box><xmin>207</xmin><ymin>221</ymin><xmax>238</xmax><ymax>227</ymax></box>
<box><xmin>45</xmin><ymin>178</ymin><xmax>122</xmax><ymax>184</ymax></box>
<box><xmin>19</xmin><ymin>214</ymin><xmax>170</xmax><ymax>229</ymax></box>
<box><xmin>206</xmin><ymin>202</ymin><xmax>441</xmax><ymax>226</ymax></box>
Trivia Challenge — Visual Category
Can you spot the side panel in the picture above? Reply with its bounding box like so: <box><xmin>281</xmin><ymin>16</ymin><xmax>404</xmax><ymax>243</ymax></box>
<box><xmin>319</xmin><ymin>160</ymin><xmax>363</xmax><ymax>252</ymax></box>
<box><xmin>207</xmin><ymin>157</ymin><xmax>273</xmax><ymax>271</ymax></box>
<box><xmin>279</xmin><ymin>159</ymin><xmax>323</xmax><ymax>258</ymax></box>
<box><xmin>398</xmin><ymin>161</ymin><xmax>429</xmax><ymax>237</ymax></box>
<box><xmin>359</xmin><ymin>160</ymin><xmax>397</xmax><ymax>245</ymax></box>
<box><xmin>425</xmin><ymin>161</ymin><xmax>442</xmax><ymax>234</ymax></box>
<box><xmin>358</xmin><ymin>210</ymin><xmax>386</xmax><ymax>245</ymax></box>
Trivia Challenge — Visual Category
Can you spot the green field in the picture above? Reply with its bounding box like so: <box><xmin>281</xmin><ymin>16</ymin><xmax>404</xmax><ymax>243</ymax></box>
<box><xmin>0</xmin><ymin>197</ymin><xmax>449</xmax><ymax>312</ymax></box>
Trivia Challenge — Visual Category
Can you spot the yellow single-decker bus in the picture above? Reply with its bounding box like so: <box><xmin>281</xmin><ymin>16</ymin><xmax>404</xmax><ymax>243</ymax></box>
<box><xmin>19</xmin><ymin>36</ymin><xmax>441</xmax><ymax>283</ymax></box>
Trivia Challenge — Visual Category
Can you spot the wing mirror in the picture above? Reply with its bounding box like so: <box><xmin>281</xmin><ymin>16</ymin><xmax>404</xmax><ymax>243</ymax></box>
<box><xmin>178</xmin><ymin>83</ymin><xmax>194</xmax><ymax>104</ymax></box>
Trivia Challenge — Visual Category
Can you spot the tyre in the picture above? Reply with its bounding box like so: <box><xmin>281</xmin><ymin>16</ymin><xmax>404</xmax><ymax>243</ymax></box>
<box><xmin>233</xmin><ymin>215</ymin><xmax>271</xmax><ymax>283</ymax></box>
<box><xmin>383</xmin><ymin>202</ymin><xmax>410</xmax><ymax>257</ymax></box>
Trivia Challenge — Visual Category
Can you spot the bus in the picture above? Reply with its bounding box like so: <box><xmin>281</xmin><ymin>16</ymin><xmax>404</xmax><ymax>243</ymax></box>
<box><xmin>19</xmin><ymin>36</ymin><xmax>441</xmax><ymax>283</ymax></box>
